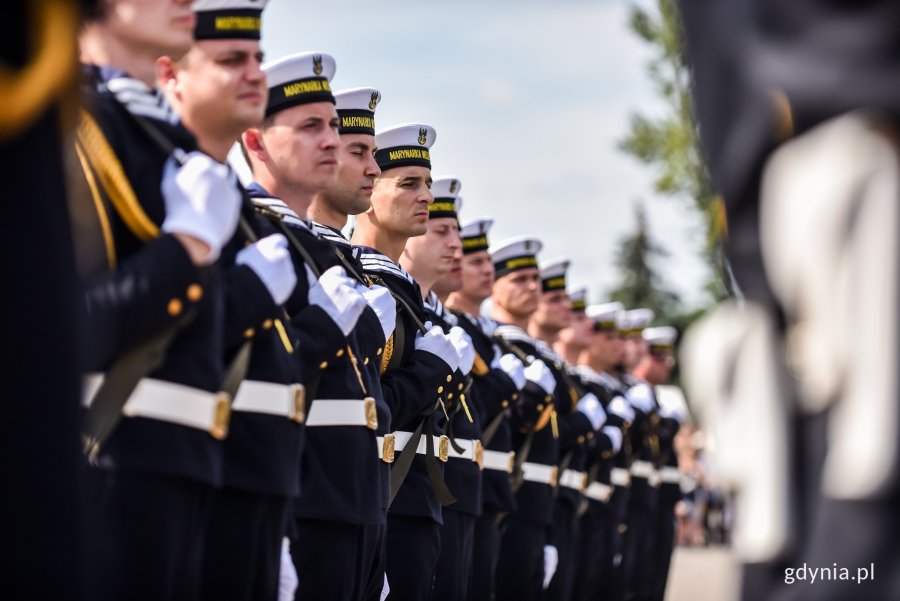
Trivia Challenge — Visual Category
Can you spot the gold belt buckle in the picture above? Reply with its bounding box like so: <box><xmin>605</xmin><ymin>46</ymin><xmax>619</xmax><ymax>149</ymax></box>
<box><xmin>210</xmin><ymin>392</ymin><xmax>232</xmax><ymax>440</ymax></box>
<box><xmin>473</xmin><ymin>440</ymin><xmax>484</xmax><ymax>470</ymax></box>
<box><xmin>549</xmin><ymin>466</ymin><xmax>559</xmax><ymax>488</ymax></box>
<box><xmin>290</xmin><ymin>384</ymin><xmax>306</xmax><ymax>424</ymax></box>
<box><xmin>364</xmin><ymin>397</ymin><xmax>378</xmax><ymax>430</ymax></box>
<box><xmin>507</xmin><ymin>452</ymin><xmax>516</xmax><ymax>474</ymax></box>
<box><xmin>382</xmin><ymin>434</ymin><xmax>395</xmax><ymax>464</ymax></box>
<box><xmin>438</xmin><ymin>435</ymin><xmax>450</xmax><ymax>462</ymax></box>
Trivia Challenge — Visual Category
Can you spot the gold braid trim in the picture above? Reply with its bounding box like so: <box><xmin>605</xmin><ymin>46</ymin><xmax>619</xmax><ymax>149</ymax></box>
<box><xmin>76</xmin><ymin>109</ymin><xmax>160</xmax><ymax>241</ymax></box>
<box><xmin>74</xmin><ymin>141</ymin><xmax>117</xmax><ymax>269</ymax></box>
<box><xmin>471</xmin><ymin>352</ymin><xmax>489</xmax><ymax>376</ymax></box>
<box><xmin>380</xmin><ymin>333</ymin><xmax>395</xmax><ymax>374</ymax></box>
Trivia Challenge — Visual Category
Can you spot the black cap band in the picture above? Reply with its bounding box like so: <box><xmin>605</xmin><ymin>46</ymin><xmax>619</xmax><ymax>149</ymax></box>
<box><xmin>462</xmin><ymin>235</ymin><xmax>489</xmax><ymax>255</ymax></box>
<box><xmin>571</xmin><ymin>298</ymin><xmax>587</xmax><ymax>312</ymax></box>
<box><xmin>266</xmin><ymin>77</ymin><xmax>334</xmax><ymax>116</ymax></box>
<box><xmin>338</xmin><ymin>109</ymin><xmax>375</xmax><ymax>136</ymax></box>
<box><xmin>494</xmin><ymin>254</ymin><xmax>538</xmax><ymax>278</ymax></box>
<box><xmin>429</xmin><ymin>197</ymin><xmax>458</xmax><ymax>220</ymax></box>
<box><xmin>375</xmin><ymin>145</ymin><xmax>431</xmax><ymax>171</ymax></box>
<box><xmin>542</xmin><ymin>275</ymin><xmax>567</xmax><ymax>292</ymax></box>
<box><xmin>195</xmin><ymin>9</ymin><xmax>262</xmax><ymax>40</ymax></box>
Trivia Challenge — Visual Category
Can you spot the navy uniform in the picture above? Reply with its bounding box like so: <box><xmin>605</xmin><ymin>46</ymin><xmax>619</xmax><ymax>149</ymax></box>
<box><xmin>419</xmin><ymin>185</ymin><xmax>485</xmax><ymax>601</ymax></box>
<box><xmin>491</xmin><ymin>239</ymin><xmax>596</xmax><ymax>601</ymax></box>
<box><xmin>77</xmin><ymin>20</ymin><xmax>245</xmax><ymax>601</ymax></box>
<box><xmin>256</xmin><ymin>77</ymin><xmax>394</xmax><ymax>601</ymax></box>
<box><xmin>534</xmin><ymin>259</ymin><xmax>602</xmax><ymax>601</ymax></box>
<box><xmin>451</xmin><ymin>219</ymin><xmax>525</xmax><ymax>601</ymax></box>
<box><xmin>356</xmin><ymin>124</ymin><xmax>460</xmax><ymax>601</ymax></box>
<box><xmin>2</xmin><ymin>2</ymin><xmax>86</xmax><ymax>597</ymax></box>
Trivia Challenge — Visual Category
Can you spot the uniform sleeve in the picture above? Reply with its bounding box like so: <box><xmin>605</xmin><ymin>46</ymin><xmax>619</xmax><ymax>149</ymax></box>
<box><xmin>471</xmin><ymin>368</ymin><xmax>519</xmax><ymax>421</ymax></box>
<box><xmin>82</xmin><ymin>233</ymin><xmax>205</xmax><ymax>371</ymax></box>
<box><xmin>380</xmin><ymin>349</ymin><xmax>455</xmax><ymax>430</ymax></box>
<box><xmin>221</xmin><ymin>263</ymin><xmax>279</xmax><ymax>348</ymax></box>
<box><xmin>291</xmin><ymin>304</ymin><xmax>350</xmax><ymax>379</ymax></box>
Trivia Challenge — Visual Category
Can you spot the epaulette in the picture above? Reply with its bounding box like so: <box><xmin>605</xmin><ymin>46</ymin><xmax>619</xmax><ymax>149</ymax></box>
<box><xmin>250</xmin><ymin>196</ymin><xmax>309</xmax><ymax>230</ymax></box>
<box><xmin>311</xmin><ymin>221</ymin><xmax>351</xmax><ymax>247</ymax></box>
<box><xmin>102</xmin><ymin>76</ymin><xmax>180</xmax><ymax>126</ymax></box>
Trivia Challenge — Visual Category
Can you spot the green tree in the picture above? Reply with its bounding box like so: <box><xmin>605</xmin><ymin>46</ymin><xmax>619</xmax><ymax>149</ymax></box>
<box><xmin>607</xmin><ymin>203</ymin><xmax>680</xmax><ymax>320</ymax></box>
<box><xmin>619</xmin><ymin>0</ymin><xmax>729</xmax><ymax>301</ymax></box>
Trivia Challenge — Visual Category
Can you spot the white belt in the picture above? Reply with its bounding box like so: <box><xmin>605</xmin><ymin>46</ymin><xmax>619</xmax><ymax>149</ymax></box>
<box><xmin>305</xmin><ymin>398</ymin><xmax>377</xmax><ymax>429</ymax></box>
<box><xmin>585</xmin><ymin>481</ymin><xmax>614</xmax><ymax>502</ymax></box>
<box><xmin>482</xmin><ymin>450</ymin><xmax>515</xmax><ymax>474</ymax></box>
<box><xmin>521</xmin><ymin>462</ymin><xmax>559</xmax><ymax>486</ymax></box>
<box><xmin>232</xmin><ymin>380</ymin><xmax>306</xmax><ymax>423</ymax></box>
<box><xmin>610</xmin><ymin>467</ymin><xmax>631</xmax><ymax>487</ymax></box>
<box><xmin>376</xmin><ymin>435</ymin><xmax>396</xmax><ymax>464</ymax></box>
<box><xmin>559</xmin><ymin>469</ymin><xmax>588</xmax><ymax>492</ymax></box>
<box><xmin>658</xmin><ymin>465</ymin><xmax>681</xmax><ymax>485</ymax></box>
<box><xmin>631</xmin><ymin>460</ymin><xmax>657</xmax><ymax>480</ymax></box>
<box><xmin>447</xmin><ymin>438</ymin><xmax>484</xmax><ymax>468</ymax></box>
<box><xmin>392</xmin><ymin>431</ymin><xmax>450</xmax><ymax>462</ymax></box>
<box><xmin>83</xmin><ymin>374</ymin><xmax>230</xmax><ymax>439</ymax></box>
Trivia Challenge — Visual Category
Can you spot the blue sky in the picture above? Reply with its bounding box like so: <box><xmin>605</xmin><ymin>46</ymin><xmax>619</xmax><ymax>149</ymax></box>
<box><xmin>241</xmin><ymin>0</ymin><xmax>711</xmax><ymax>309</ymax></box>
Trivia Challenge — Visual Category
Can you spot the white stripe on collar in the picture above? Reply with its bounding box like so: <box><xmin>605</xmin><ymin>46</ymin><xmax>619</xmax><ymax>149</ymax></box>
<box><xmin>311</xmin><ymin>221</ymin><xmax>350</xmax><ymax>247</ymax></box>
<box><xmin>359</xmin><ymin>251</ymin><xmax>416</xmax><ymax>285</ymax></box>
<box><xmin>251</xmin><ymin>197</ymin><xmax>309</xmax><ymax>230</ymax></box>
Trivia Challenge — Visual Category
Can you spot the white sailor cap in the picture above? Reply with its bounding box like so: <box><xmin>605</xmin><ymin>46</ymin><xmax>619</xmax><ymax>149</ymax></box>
<box><xmin>539</xmin><ymin>258</ymin><xmax>570</xmax><ymax>292</ymax></box>
<box><xmin>193</xmin><ymin>0</ymin><xmax>267</xmax><ymax>40</ymax></box>
<box><xmin>334</xmin><ymin>87</ymin><xmax>381</xmax><ymax>136</ymax></box>
<box><xmin>620</xmin><ymin>308</ymin><xmax>655</xmax><ymax>336</ymax></box>
<box><xmin>490</xmin><ymin>236</ymin><xmax>542</xmax><ymax>278</ymax></box>
<box><xmin>568</xmin><ymin>287</ymin><xmax>588</xmax><ymax>313</ymax></box>
<box><xmin>587</xmin><ymin>302</ymin><xmax>624</xmax><ymax>331</ymax></box>
<box><xmin>429</xmin><ymin>176</ymin><xmax>462</xmax><ymax>220</ymax></box>
<box><xmin>460</xmin><ymin>217</ymin><xmax>493</xmax><ymax>254</ymax></box>
<box><xmin>263</xmin><ymin>51</ymin><xmax>336</xmax><ymax>116</ymax></box>
<box><xmin>643</xmin><ymin>326</ymin><xmax>677</xmax><ymax>352</ymax></box>
<box><xmin>374</xmin><ymin>123</ymin><xmax>436</xmax><ymax>172</ymax></box>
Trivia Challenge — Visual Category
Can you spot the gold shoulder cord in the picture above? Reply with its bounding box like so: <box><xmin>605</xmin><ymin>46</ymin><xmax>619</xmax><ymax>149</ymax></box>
<box><xmin>73</xmin><ymin>142</ymin><xmax>117</xmax><ymax>269</ymax></box>
<box><xmin>76</xmin><ymin>109</ymin><xmax>160</xmax><ymax>241</ymax></box>
<box><xmin>471</xmin><ymin>352</ymin><xmax>489</xmax><ymax>376</ymax></box>
<box><xmin>0</xmin><ymin>0</ymin><xmax>79</xmax><ymax>140</ymax></box>
<box><xmin>380</xmin><ymin>333</ymin><xmax>395</xmax><ymax>374</ymax></box>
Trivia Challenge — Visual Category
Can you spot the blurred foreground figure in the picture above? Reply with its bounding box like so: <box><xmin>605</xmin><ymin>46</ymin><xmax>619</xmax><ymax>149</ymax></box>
<box><xmin>679</xmin><ymin>1</ymin><xmax>900</xmax><ymax>599</ymax></box>
<box><xmin>1</xmin><ymin>1</ymin><xmax>86</xmax><ymax>598</ymax></box>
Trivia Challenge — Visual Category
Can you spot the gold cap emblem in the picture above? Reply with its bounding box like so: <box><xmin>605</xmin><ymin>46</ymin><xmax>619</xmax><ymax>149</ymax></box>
<box><xmin>369</xmin><ymin>91</ymin><xmax>380</xmax><ymax>110</ymax></box>
<box><xmin>418</xmin><ymin>127</ymin><xmax>427</xmax><ymax>145</ymax></box>
<box><xmin>312</xmin><ymin>54</ymin><xmax>323</xmax><ymax>75</ymax></box>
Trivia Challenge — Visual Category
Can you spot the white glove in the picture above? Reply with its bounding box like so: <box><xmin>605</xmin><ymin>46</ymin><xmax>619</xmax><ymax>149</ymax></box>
<box><xmin>414</xmin><ymin>323</ymin><xmax>459</xmax><ymax>372</ymax></box>
<box><xmin>307</xmin><ymin>265</ymin><xmax>367</xmax><ymax>336</ymax></box>
<box><xmin>542</xmin><ymin>545</ymin><xmax>558</xmax><ymax>589</ymax></box>
<box><xmin>601</xmin><ymin>425</ymin><xmax>623</xmax><ymax>454</ymax></box>
<box><xmin>380</xmin><ymin>573</ymin><xmax>390</xmax><ymax>601</ymax></box>
<box><xmin>609</xmin><ymin>395</ymin><xmax>635</xmax><ymax>422</ymax></box>
<box><xmin>626</xmin><ymin>382</ymin><xmax>655</xmax><ymax>414</ymax></box>
<box><xmin>524</xmin><ymin>359</ymin><xmax>555</xmax><ymax>395</ymax></box>
<box><xmin>494</xmin><ymin>353</ymin><xmax>526</xmax><ymax>390</ymax></box>
<box><xmin>659</xmin><ymin>405</ymin><xmax>685</xmax><ymax>424</ymax></box>
<box><xmin>277</xmin><ymin>538</ymin><xmax>298</xmax><ymax>601</ymax></box>
<box><xmin>448</xmin><ymin>326</ymin><xmax>476</xmax><ymax>375</ymax></box>
<box><xmin>161</xmin><ymin>152</ymin><xmax>241</xmax><ymax>264</ymax></box>
<box><xmin>236</xmin><ymin>234</ymin><xmax>297</xmax><ymax>305</ymax></box>
<box><xmin>576</xmin><ymin>392</ymin><xmax>607</xmax><ymax>430</ymax></box>
<box><xmin>360</xmin><ymin>284</ymin><xmax>397</xmax><ymax>341</ymax></box>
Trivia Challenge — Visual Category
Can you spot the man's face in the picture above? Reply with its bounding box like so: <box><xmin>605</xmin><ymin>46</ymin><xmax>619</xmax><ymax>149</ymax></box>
<box><xmin>646</xmin><ymin>350</ymin><xmax>675</xmax><ymax>384</ymax></box>
<box><xmin>404</xmin><ymin>217</ymin><xmax>462</xmax><ymax>283</ymax></box>
<box><xmin>460</xmin><ymin>250</ymin><xmax>495</xmax><ymax>303</ymax></box>
<box><xmin>531</xmin><ymin>289</ymin><xmax>573</xmax><ymax>333</ymax></box>
<box><xmin>320</xmin><ymin>133</ymin><xmax>380</xmax><ymax>217</ymax></box>
<box><xmin>557</xmin><ymin>310</ymin><xmax>594</xmax><ymax>350</ymax></box>
<box><xmin>263</xmin><ymin>102</ymin><xmax>341</xmax><ymax>194</ymax></box>
<box><xmin>589</xmin><ymin>328</ymin><xmax>625</xmax><ymax>370</ymax></box>
<box><xmin>368</xmin><ymin>166</ymin><xmax>434</xmax><ymax>238</ymax></box>
<box><xmin>623</xmin><ymin>334</ymin><xmax>648</xmax><ymax>370</ymax></box>
<box><xmin>173</xmin><ymin>40</ymin><xmax>266</xmax><ymax>135</ymax></box>
<box><xmin>492</xmin><ymin>268</ymin><xmax>541</xmax><ymax>319</ymax></box>
<box><xmin>106</xmin><ymin>0</ymin><xmax>194</xmax><ymax>58</ymax></box>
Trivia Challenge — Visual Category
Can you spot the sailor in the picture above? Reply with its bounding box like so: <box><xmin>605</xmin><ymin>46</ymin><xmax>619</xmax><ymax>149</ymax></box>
<box><xmin>490</xmin><ymin>238</ymin><xmax>601</xmax><ymax>601</ymax></box>
<box><xmin>443</xmin><ymin>218</ymin><xmax>526</xmax><ymax>601</ymax></box>
<box><xmin>77</xmin><ymin>1</ymin><xmax>245</xmax><ymax>598</ymax></box>
<box><xmin>350</xmin><ymin>124</ymin><xmax>463</xmax><ymax>601</ymax></box>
